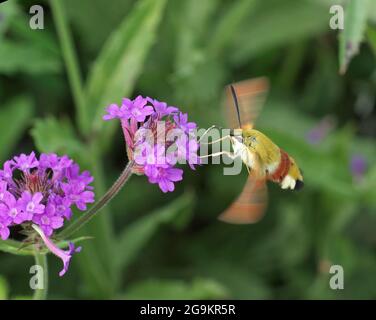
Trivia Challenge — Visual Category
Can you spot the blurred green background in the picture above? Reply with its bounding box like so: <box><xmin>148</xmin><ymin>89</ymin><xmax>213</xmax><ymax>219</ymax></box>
<box><xmin>0</xmin><ymin>0</ymin><xmax>375</xmax><ymax>299</ymax></box>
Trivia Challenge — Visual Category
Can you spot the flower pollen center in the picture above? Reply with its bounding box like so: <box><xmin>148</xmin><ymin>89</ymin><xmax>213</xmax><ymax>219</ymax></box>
<box><xmin>41</xmin><ymin>215</ymin><xmax>50</xmax><ymax>225</ymax></box>
<box><xmin>10</xmin><ymin>208</ymin><xmax>18</xmax><ymax>217</ymax></box>
<box><xmin>26</xmin><ymin>202</ymin><xmax>35</xmax><ymax>212</ymax></box>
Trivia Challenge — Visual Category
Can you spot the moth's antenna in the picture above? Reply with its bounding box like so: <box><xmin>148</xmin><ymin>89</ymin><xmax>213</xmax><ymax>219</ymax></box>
<box><xmin>230</xmin><ymin>85</ymin><xmax>242</xmax><ymax>128</ymax></box>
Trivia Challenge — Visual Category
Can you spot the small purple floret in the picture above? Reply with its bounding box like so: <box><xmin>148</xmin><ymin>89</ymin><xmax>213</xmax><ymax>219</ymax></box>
<box><xmin>32</xmin><ymin>224</ymin><xmax>81</xmax><ymax>277</ymax></box>
<box><xmin>144</xmin><ymin>164</ymin><xmax>183</xmax><ymax>193</ymax></box>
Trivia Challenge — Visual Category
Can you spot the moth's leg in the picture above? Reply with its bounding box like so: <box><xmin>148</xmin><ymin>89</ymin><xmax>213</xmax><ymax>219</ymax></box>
<box><xmin>200</xmin><ymin>151</ymin><xmax>237</xmax><ymax>160</ymax></box>
<box><xmin>200</xmin><ymin>135</ymin><xmax>232</xmax><ymax>145</ymax></box>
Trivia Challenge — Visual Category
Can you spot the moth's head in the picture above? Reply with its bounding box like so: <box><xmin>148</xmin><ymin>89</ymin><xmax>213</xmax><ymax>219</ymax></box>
<box><xmin>230</xmin><ymin>128</ymin><xmax>264</xmax><ymax>152</ymax></box>
<box><xmin>241</xmin><ymin>129</ymin><xmax>261</xmax><ymax>150</ymax></box>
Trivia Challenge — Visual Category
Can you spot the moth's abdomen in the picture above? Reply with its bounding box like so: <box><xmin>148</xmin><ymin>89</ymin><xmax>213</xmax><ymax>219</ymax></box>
<box><xmin>268</xmin><ymin>149</ymin><xmax>290</xmax><ymax>183</ymax></box>
<box><xmin>268</xmin><ymin>149</ymin><xmax>303</xmax><ymax>190</ymax></box>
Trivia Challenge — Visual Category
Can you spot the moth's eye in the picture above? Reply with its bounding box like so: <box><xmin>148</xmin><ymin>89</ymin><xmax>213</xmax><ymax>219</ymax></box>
<box><xmin>245</xmin><ymin>136</ymin><xmax>255</xmax><ymax>145</ymax></box>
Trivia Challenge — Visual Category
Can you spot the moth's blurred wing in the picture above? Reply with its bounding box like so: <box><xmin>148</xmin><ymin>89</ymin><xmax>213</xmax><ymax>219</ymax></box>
<box><xmin>219</xmin><ymin>176</ymin><xmax>268</xmax><ymax>224</ymax></box>
<box><xmin>223</xmin><ymin>77</ymin><xmax>269</xmax><ymax>129</ymax></box>
<box><xmin>219</xmin><ymin>77</ymin><xmax>269</xmax><ymax>223</ymax></box>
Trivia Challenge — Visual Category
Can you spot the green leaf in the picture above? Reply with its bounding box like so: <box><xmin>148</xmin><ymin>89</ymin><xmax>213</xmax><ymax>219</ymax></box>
<box><xmin>0</xmin><ymin>0</ymin><xmax>18</xmax><ymax>37</ymax></box>
<box><xmin>31</xmin><ymin>117</ymin><xmax>84</xmax><ymax>160</ymax></box>
<box><xmin>115</xmin><ymin>192</ymin><xmax>195</xmax><ymax>272</ymax></box>
<box><xmin>0</xmin><ymin>239</ymin><xmax>32</xmax><ymax>256</ymax></box>
<box><xmin>56</xmin><ymin>236</ymin><xmax>93</xmax><ymax>249</ymax></box>
<box><xmin>173</xmin><ymin>0</ymin><xmax>218</xmax><ymax>75</ymax></box>
<box><xmin>123</xmin><ymin>278</ymin><xmax>228</xmax><ymax>300</ymax></box>
<box><xmin>366</xmin><ymin>26</ymin><xmax>376</xmax><ymax>56</ymax></box>
<box><xmin>85</xmin><ymin>0</ymin><xmax>167</xmax><ymax>132</ymax></box>
<box><xmin>230</xmin><ymin>0</ymin><xmax>328</xmax><ymax>64</ymax></box>
<box><xmin>339</xmin><ymin>0</ymin><xmax>370</xmax><ymax>74</ymax></box>
<box><xmin>368</xmin><ymin>0</ymin><xmax>376</xmax><ymax>23</ymax></box>
<box><xmin>0</xmin><ymin>96</ymin><xmax>33</xmax><ymax>162</ymax></box>
<box><xmin>0</xmin><ymin>237</ymin><xmax>91</xmax><ymax>256</ymax></box>
<box><xmin>208</xmin><ymin>0</ymin><xmax>257</xmax><ymax>55</ymax></box>
<box><xmin>9</xmin><ymin>16</ymin><xmax>60</xmax><ymax>55</ymax></box>
<box><xmin>64</xmin><ymin>0</ymin><xmax>134</xmax><ymax>53</ymax></box>
<box><xmin>0</xmin><ymin>40</ymin><xmax>61</xmax><ymax>75</ymax></box>
<box><xmin>0</xmin><ymin>3</ymin><xmax>60</xmax><ymax>75</ymax></box>
<box><xmin>0</xmin><ymin>276</ymin><xmax>9</xmax><ymax>300</ymax></box>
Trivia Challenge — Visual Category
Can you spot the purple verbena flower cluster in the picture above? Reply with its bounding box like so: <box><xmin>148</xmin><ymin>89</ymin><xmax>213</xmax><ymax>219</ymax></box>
<box><xmin>103</xmin><ymin>96</ymin><xmax>200</xmax><ymax>193</ymax></box>
<box><xmin>306</xmin><ymin>116</ymin><xmax>336</xmax><ymax>145</ymax></box>
<box><xmin>350</xmin><ymin>154</ymin><xmax>367</xmax><ymax>182</ymax></box>
<box><xmin>0</xmin><ymin>152</ymin><xmax>95</xmax><ymax>276</ymax></box>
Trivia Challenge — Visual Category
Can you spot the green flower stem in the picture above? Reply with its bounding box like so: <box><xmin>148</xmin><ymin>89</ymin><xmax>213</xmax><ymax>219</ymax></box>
<box><xmin>58</xmin><ymin>161</ymin><xmax>135</xmax><ymax>239</ymax></box>
<box><xmin>50</xmin><ymin>0</ymin><xmax>89</xmax><ymax>135</ymax></box>
<box><xmin>32</xmin><ymin>247</ymin><xmax>48</xmax><ymax>300</ymax></box>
